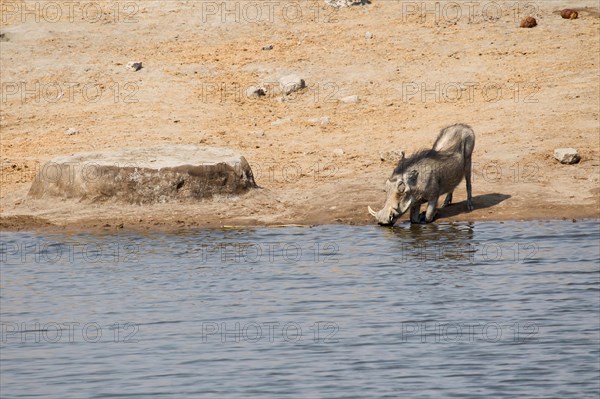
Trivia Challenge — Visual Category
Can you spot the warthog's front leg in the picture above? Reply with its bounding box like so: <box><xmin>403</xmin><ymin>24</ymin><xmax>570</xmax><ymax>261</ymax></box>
<box><xmin>418</xmin><ymin>198</ymin><xmax>439</xmax><ymax>223</ymax></box>
<box><xmin>410</xmin><ymin>204</ymin><xmax>421</xmax><ymax>224</ymax></box>
<box><xmin>424</xmin><ymin>198</ymin><xmax>438</xmax><ymax>223</ymax></box>
<box><xmin>442</xmin><ymin>192</ymin><xmax>453</xmax><ymax>208</ymax></box>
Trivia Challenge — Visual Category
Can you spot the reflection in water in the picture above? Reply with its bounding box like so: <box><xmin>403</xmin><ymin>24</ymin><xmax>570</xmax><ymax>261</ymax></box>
<box><xmin>384</xmin><ymin>222</ymin><xmax>476</xmax><ymax>263</ymax></box>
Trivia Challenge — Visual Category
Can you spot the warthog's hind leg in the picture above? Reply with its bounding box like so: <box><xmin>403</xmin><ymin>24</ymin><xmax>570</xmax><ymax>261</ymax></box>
<box><xmin>465</xmin><ymin>157</ymin><xmax>473</xmax><ymax>211</ymax></box>
<box><xmin>442</xmin><ymin>192</ymin><xmax>453</xmax><ymax>208</ymax></box>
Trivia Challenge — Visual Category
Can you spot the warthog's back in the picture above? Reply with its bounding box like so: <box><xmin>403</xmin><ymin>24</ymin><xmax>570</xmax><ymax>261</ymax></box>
<box><xmin>432</xmin><ymin>123</ymin><xmax>475</xmax><ymax>156</ymax></box>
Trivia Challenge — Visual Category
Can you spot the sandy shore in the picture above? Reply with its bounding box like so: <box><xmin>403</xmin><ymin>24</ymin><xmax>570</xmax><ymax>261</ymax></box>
<box><xmin>1</xmin><ymin>1</ymin><xmax>599</xmax><ymax>231</ymax></box>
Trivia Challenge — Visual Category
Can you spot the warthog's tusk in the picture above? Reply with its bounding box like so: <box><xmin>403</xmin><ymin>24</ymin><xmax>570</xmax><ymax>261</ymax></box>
<box><xmin>368</xmin><ymin>206</ymin><xmax>378</xmax><ymax>217</ymax></box>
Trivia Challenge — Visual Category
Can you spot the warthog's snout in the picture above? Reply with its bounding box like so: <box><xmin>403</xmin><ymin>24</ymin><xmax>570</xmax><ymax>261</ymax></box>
<box><xmin>368</xmin><ymin>205</ymin><xmax>399</xmax><ymax>226</ymax></box>
<box><xmin>368</xmin><ymin>201</ymin><xmax>411</xmax><ymax>226</ymax></box>
<box><xmin>368</xmin><ymin>171</ymin><xmax>416</xmax><ymax>226</ymax></box>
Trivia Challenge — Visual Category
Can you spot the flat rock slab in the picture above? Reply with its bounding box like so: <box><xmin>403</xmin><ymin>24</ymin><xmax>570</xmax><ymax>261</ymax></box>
<box><xmin>28</xmin><ymin>145</ymin><xmax>257</xmax><ymax>204</ymax></box>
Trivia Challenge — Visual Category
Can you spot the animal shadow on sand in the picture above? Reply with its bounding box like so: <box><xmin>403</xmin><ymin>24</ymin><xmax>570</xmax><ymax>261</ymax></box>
<box><xmin>436</xmin><ymin>193</ymin><xmax>511</xmax><ymax>220</ymax></box>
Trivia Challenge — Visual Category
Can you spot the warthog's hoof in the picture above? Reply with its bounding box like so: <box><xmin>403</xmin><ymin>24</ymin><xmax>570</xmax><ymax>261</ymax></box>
<box><xmin>418</xmin><ymin>212</ymin><xmax>437</xmax><ymax>224</ymax></box>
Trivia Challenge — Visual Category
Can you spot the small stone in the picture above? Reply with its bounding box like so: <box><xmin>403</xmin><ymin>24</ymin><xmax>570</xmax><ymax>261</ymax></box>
<box><xmin>245</xmin><ymin>86</ymin><xmax>266</xmax><ymax>98</ymax></box>
<box><xmin>279</xmin><ymin>74</ymin><xmax>306</xmax><ymax>95</ymax></box>
<box><xmin>520</xmin><ymin>16</ymin><xmax>537</xmax><ymax>28</ymax></box>
<box><xmin>554</xmin><ymin>148</ymin><xmax>581</xmax><ymax>164</ymax></box>
<box><xmin>365</xmin><ymin>31</ymin><xmax>373</xmax><ymax>39</ymax></box>
<box><xmin>560</xmin><ymin>9</ymin><xmax>578</xmax><ymax>19</ymax></box>
<box><xmin>65</xmin><ymin>128</ymin><xmax>78</xmax><ymax>135</ymax></box>
<box><xmin>325</xmin><ymin>0</ymin><xmax>366</xmax><ymax>7</ymax></box>
<box><xmin>340</xmin><ymin>95</ymin><xmax>360</xmax><ymax>103</ymax></box>
<box><xmin>126</xmin><ymin>61</ymin><xmax>143</xmax><ymax>71</ymax></box>
<box><xmin>307</xmin><ymin>116</ymin><xmax>330</xmax><ymax>125</ymax></box>
<box><xmin>254</xmin><ymin>130</ymin><xmax>265</xmax><ymax>137</ymax></box>
<box><xmin>262</xmin><ymin>44</ymin><xmax>274</xmax><ymax>50</ymax></box>
<box><xmin>333</xmin><ymin>148</ymin><xmax>345</xmax><ymax>156</ymax></box>
<box><xmin>271</xmin><ymin>117</ymin><xmax>292</xmax><ymax>126</ymax></box>
<box><xmin>379</xmin><ymin>150</ymin><xmax>404</xmax><ymax>162</ymax></box>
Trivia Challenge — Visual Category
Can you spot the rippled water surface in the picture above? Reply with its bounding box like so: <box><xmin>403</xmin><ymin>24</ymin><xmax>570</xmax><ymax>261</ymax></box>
<box><xmin>1</xmin><ymin>221</ymin><xmax>599</xmax><ymax>398</ymax></box>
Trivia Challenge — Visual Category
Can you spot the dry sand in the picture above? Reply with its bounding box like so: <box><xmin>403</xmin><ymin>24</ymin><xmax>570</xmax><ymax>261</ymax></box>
<box><xmin>1</xmin><ymin>0</ymin><xmax>599</xmax><ymax>231</ymax></box>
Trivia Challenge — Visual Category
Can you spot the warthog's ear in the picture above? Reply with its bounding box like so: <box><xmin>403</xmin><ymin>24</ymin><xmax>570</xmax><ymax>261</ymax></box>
<box><xmin>406</xmin><ymin>169</ymin><xmax>418</xmax><ymax>187</ymax></box>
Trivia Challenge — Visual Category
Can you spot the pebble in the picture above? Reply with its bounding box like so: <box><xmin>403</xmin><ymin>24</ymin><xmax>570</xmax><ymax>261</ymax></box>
<box><xmin>307</xmin><ymin>116</ymin><xmax>330</xmax><ymax>125</ymax></box>
<box><xmin>553</xmin><ymin>148</ymin><xmax>581</xmax><ymax>164</ymax></box>
<box><xmin>520</xmin><ymin>16</ymin><xmax>537</xmax><ymax>28</ymax></box>
<box><xmin>246</xmin><ymin>86</ymin><xmax>267</xmax><ymax>98</ymax></box>
<box><xmin>271</xmin><ymin>118</ymin><xmax>292</xmax><ymax>126</ymax></box>
<box><xmin>279</xmin><ymin>74</ymin><xmax>306</xmax><ymax>95</ymax></box>
<box><xmin>340</xmin><ymin>95</ymin><xmax>360</xmax><ymax>103</ymax></box>
<box><xmin>126</xmin><ymin>61</ymin><xmax>143</xmax><ymax>71</ymax></box>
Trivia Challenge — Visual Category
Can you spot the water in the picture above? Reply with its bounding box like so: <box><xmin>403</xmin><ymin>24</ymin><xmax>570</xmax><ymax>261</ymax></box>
<box><xmin>1</xmin><ymin>221</ymin><xmax>599</xmax><ymax>398</ymax></box>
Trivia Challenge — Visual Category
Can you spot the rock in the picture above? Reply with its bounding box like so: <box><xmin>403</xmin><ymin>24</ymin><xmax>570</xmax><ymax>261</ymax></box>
<box><xmin>65</xmin><ymin>128</ymin><xmax>78</xmax><ymax>136</ymax></box>
<box><xmin>262</xmin><ymin>44</ymin><xmax>274</xmax><ymax>50</ymax></box>
<box><xmin>126</xmin><ymin>61</ymin><xmax>143</xmax><ymax>71</ymax></box>
<box><xmin>279</xmin><ymin>74</ymin><xmax>306</xmax><ymax>95</ymax></box>
<box><xmin>379</xmin><ymin>150</ymin><xmax>404</xmax><ymax>162</ymax></box>
<box><xmin>245</xmin><ymin>86</ymin><xmax>266</xmax><ymax>98</ymax></box>
<box><xmin>560</xmin><ymin>9</ymin><xmax>578</xmax><ymax>19</ymax></box>
<box><xmin>520</xmin><ymin>16</ymin><xmax>537</xmax><ymax>28</ymax></box>
<box><xmin>307</xmin><ymin>116</ymin><xmax>330</xmax><ymax>125</ymax></box>
<box><xmin>365</xmin><ymin>32</ymin><xmax>373</xmax><ymax>39</ymax></box>
<box><xmin>28</xmin><ymin>145</ymin><xmax>257</xmax><ymax>204</ymax></box>
<box><xmin>271</xmin><ymin>117</ymin><xmax>292</xmax><ymax>126</ymax></box>
<box><xmin>340</xmin><ymin>95</ymin><xmax>360</xmax><ymax>103</ymax></box>
<box><xmin>554</xmin><ymin>148</ymin><xmax>581</xmax><ymax>164</ymax></box>
<box><xmin>333</xmin><ymin>148</ymin><xmax>345</xmax><ymax>156</ymax></box>
<box><xmin>325</xmin><ymin>0</ymin><xmax>368</xmax><ymax>7</ymax></box>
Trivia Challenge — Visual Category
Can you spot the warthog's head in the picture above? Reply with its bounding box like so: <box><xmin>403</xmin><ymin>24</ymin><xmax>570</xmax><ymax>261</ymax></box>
<box><xmin>368</xmin><ymin>169</ymin><xmax>418</xmax><ymax>226</ymax></box>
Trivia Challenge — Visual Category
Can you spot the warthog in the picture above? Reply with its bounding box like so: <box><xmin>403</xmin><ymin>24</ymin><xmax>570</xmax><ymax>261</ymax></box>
<box><xmin>368</xmin><ymin>123</ymin><xmax>475</xmax><ymax>225</ymax></box>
